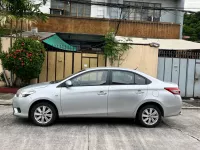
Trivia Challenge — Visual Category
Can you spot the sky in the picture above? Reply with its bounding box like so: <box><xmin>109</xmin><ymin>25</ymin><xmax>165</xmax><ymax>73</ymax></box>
<box><xmin>31</xmin><ymin>0</ymin><xmax>50</xmax><ymax>14</ymax></box>
<box><xmin>185</xmin><ymin>0</ymin><xmax>200</xmax><ymax>12</ymax></box>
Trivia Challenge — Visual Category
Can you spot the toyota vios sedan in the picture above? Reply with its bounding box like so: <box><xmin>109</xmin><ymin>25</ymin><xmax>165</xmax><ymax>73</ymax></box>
<box><xmin>12</xmin><ymin>67</ymin><xmax>182</xmax><ymax>127</ymax></box>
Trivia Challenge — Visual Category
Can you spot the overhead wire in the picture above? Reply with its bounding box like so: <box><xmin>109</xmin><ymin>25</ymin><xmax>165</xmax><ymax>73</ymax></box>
<box><xmin>61</xmin><ymin>1</ymin><xmax>194</xmax><ymax>52</ymax></box>
<box><xmin>68</xmin><ymin>0</ymin><xmax>196</xmax><ymax>13</ymax></box>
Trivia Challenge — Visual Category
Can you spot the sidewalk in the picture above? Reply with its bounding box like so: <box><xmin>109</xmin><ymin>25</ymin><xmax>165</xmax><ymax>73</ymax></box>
<box><xmin>0</xmin><ymin>93</ymin><xmax>14</xmax><ymax>105</ymax></box>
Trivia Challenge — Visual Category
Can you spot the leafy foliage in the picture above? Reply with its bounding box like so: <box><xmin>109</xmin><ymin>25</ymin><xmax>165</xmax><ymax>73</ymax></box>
<box><xmin>0</xmin><ymin>0</ymin><xmax>48</xmax><ymax>37</ymax></box>
<box><xmin>104</xmin><ymin>32</ymin><xmax>131</xmax><ymax>66</ymax></box>
<box><xmin>0</xmin><ymin>37</ymin><xmax>2</xmax><ymax>53</ymax></box>
<box><xmin>0</xmin><ymin>38</ymin><xmax>45</xmax><ymax>84</ymax></box>
<box><xmin>183</xmin><ymin>12</ymin><xmax>200</xmax><ymax>41</ymax></box>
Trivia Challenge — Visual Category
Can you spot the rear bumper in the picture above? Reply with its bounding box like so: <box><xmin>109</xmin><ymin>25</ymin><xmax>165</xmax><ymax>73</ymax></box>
<box><xmin>163</xmin><ymin>95</ymin><xmax>182</xmax><ymax>117</ymax></box>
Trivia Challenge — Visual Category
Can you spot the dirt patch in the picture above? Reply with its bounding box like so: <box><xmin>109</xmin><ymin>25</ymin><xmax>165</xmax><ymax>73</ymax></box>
<box><xmin>183</xmin><ymin>100</ymin><xmax>200</xmax><ymax>107</ymax></box>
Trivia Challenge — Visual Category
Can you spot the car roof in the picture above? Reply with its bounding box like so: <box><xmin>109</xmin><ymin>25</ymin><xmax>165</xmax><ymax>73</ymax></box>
<box><xmin>85</xmin><ymin>67</ymin><xmax>135</xmax><ymax>71</ymax></box>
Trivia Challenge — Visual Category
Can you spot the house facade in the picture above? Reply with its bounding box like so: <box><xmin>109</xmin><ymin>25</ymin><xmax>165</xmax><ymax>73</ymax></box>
<box><xmin>26</xmin><ymin>0</ymin><xmax>185</xmax><ymax>55</ymax></box>
<box><xmin>32</xmin><ymin>0</ymin><xmax>185</xmax><ymax>38</ymax></box>
<box><xmin>37</xmin><ymin>0</ymin><xmax>184</xmax><ymax>23</ymax></box>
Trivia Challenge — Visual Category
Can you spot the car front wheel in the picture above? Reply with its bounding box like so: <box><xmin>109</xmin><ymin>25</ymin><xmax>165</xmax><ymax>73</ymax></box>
<box><xmin>138</xmin><ymin>105</ymin><xmax>162</xmax><ymax>128</ymax></box>
<box><xmin>30</xmin><ymin>102</ymin><xmax>57</xmax><ymax>126</ymax></box>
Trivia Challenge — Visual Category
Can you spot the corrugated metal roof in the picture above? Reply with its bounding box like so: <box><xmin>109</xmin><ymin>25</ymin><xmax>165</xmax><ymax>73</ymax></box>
<box><xmin>115</xmin><ymin>36</ymin><xmax>200</xmax><ymax>50</ymax></box>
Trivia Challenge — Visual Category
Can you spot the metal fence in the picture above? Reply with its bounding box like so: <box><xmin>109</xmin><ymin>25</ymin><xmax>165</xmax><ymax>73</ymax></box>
<box><xmin>158</xmin><ymin>50</ymin><xmax>200</xmax><ymax>59</ymax></box>
<box><xmin>158</xmin><ymin>50</ymin><xmax>200</xmax><ymax>98</ymax></box>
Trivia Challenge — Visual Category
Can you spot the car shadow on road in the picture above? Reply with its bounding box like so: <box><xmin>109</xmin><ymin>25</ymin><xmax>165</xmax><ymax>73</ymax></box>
<box><xmin>57</xmin><ymin>118</ymin><xmax>135</xmax><ymax>125</ymax></box>
<box><xmin>13</xmin><ymin>117</ymin><xmax>167</xmax><ymax>128</ymax></box>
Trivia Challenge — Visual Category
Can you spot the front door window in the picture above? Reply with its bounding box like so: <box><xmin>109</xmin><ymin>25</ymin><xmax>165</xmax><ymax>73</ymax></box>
<box><xmin>71</xmin><ymin>70</ymin><xmax>108</xmax><ymax>86</ymax></box>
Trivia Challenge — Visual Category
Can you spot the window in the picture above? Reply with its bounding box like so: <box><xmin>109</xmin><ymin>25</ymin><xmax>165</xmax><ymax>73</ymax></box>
<box><xmin>111</xmin><ymin>70</ymin><xmax>151</xmax><ymax>85</ymax></box>
<box><xmin>112</xmin><ymin>71</ymin><xmax>134</xmax><ymax>85</ymax></box>
<box><xmin>71</xmin><ymin>1</ymin><xmax>91</xmax><ymax>17</ymax></box>
<box><xmin>109</xmin><ymin>0</ymin><xmax>120</xmax><ymax>19</ymax></box>
<box><xmin>135</xmin><ymin>74</ymin><xmax>146</xmax><ymax>85</ymax></box>
<box><xmin>50</xmin><ymin>0</ymin><xmax>91</xmax><ymax>17</ymax></box>
<box><xmin>50</xmin><ymin>9</ymin><xmax>64</xmax><ymax>15</ymax></box>
<box><xmin>97</xmin><ymin>8</ymin><xmax>104</xmax><ymax>18</ymax></box>
<box><xmin>71</xmin><ymin>71</ymin><xmax>108</xmax><ymax>86</ymax></box>
<box><xmin>123</xmin><ymin>1</ymin><xmax>161</xmax><ymax>22</ymax></box>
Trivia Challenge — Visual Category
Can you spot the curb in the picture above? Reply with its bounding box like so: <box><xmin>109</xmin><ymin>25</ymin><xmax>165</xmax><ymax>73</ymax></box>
<box><xmin>182</xmin><ymin>107</ymin><xmax>200</xmax><ymax>109</ymax></box>
<box><xmin>0</xmin><ymin>100</ymin><xmax>12</xmax><ymax>105</ymax></box>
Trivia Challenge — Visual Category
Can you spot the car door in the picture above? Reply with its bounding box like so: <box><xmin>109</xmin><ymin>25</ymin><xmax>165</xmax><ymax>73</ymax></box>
<box><xmin>60</xmin><ymin>70</ymin><xmax>109</xmax><ymax>116</ymax></box>
<box><xmin>108</xmin><ymin>70</ymin><xmax>148</xmax><ymax>117</ymax></box>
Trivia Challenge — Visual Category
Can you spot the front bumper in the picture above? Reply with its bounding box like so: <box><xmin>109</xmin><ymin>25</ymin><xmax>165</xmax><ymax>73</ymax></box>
<box><xmin>12</xmin><ymin>95</ymin><xmax>31</xmax><ymax>118</ymax></box>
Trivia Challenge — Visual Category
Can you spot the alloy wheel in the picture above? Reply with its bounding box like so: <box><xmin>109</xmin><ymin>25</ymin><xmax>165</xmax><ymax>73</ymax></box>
<box><xmin>141</xmin><ymin>108</ymin><xmax>159</xmax><ymax>126</ymax></box>
<box><xmin>34</xmin><ymin>106</ymin><xmax>53</xmax><ymax>124</ymax></box>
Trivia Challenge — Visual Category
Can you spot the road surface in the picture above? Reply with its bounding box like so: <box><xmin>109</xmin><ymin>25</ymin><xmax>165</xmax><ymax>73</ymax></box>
<box><xmin>0</xmin><ymin>106</ymin><xmax>200</xmax><ymax>150</ymax></box>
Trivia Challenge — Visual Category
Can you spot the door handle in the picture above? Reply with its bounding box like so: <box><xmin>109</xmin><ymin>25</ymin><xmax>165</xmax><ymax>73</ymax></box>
<box><xmin>98</xmin><ymin>91</ymin><xmax>107</xmax><ymax>95</ymax></box>
<box><xmin>136</xmin><ymin>90</ymin><xmax>144</xmax><ymax>94</ymax></box>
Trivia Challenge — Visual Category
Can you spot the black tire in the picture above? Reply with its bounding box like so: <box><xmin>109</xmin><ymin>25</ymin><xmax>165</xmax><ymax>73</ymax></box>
<box><xmin>137</xmin><ymin>105</ymin><xmax>162</xmax><ymax>128</ymax></box>
<box><xmin>30</xmin><ymin>102</ymin><xmax>57</xmax><ymax>126</ymax></box>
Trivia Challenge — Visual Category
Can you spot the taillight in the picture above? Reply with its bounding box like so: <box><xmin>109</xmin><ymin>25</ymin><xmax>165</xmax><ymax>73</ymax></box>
<box><xmin>164</xmin><ymin>87</ymin><xmax>180</xmax><ymax>95</ymax></box>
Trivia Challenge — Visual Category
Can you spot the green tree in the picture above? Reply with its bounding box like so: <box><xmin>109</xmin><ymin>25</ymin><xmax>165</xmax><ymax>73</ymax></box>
<box><xmin>183</xmin><ymin>12</ymin><xmax>200</xmax><ymax>42</ymax></box>
<box><xmin>0</xmin><ymin>0</ymin><xmax>48</xmax><ymax>38</ymax></box>
<box><xmin>0</xmin><ymin>38</ymin><xmax>45</xmax><ymax>85</ymax></box>
<box><xmin>104</xmin><ymin>31</ymin><xmax>131</xmax><ymax>66</ymax></box>
<box><xmin>0</xmin><ymin>0</ymin><xmax>48</xmax><ymax>86</ymax></box>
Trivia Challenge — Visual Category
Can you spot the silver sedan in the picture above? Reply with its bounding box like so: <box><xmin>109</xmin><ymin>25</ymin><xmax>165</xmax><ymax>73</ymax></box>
<box><xmin>12</xmin><ymin>67</ymin><xmax>182</xmax><ymax>127</ymax></box>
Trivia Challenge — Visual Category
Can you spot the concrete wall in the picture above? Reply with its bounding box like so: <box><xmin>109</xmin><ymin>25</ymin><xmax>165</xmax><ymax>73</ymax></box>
<box><xmin>177</xmin><ymin>0</ymin><xmax>185</xmax><ymax>39</ymax></box>
<box><xmin>1</xmin><ymin>37</ymin><xmax>12</xmax><ymax>53</ymax></box>
<box><xmin>107</xmin><ymin>45</ymin><xmax>159</xmax><ymax>78</ymax></box>
<box><xmin>0</xmin><ymin>37</ymin><xmax>14</xmax><ymax>73</ymax></box>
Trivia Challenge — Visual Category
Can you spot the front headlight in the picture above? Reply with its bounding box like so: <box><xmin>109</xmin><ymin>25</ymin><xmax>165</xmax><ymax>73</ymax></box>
<box><xmin>16</xmin><ymin>90</ymin><xmax>35</xmax><ymax>97</ymax></box>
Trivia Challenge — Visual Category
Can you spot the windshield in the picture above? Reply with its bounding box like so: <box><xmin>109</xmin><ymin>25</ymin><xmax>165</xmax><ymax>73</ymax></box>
<box><xmin>50</xmin><ymin>70</ymin><xmax>85</xmax><ymax>84</ymax></box>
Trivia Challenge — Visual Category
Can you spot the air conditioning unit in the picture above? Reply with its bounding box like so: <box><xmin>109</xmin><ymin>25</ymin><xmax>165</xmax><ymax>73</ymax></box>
<box><xmin>153</xmin><ymin>17</ymin><xmax>160</xmax><ymax>22</ymax></box>
<box><xmin>147</xmin><ymin>16</ymin><xmax>153</xmax><ymax>22</ymax></box>
<box><xmin>31</xmin><ymin>27</ymin><xmax>38</xmax><ymax>35</ymax></box>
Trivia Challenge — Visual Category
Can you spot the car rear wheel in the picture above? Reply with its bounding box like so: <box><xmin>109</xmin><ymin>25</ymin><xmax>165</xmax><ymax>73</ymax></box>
<box><xmin>137</xmin><ymin>105</ymin><xmax>162</xmax><ymax>128</ymax></box>
<box><xmin>30</xmin><ymin>102</ymin><xmax>57</xmax><ymax>126</ymax></box>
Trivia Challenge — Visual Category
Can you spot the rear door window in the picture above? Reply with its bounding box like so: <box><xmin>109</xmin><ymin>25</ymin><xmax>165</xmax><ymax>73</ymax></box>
<box><xmin>111</xmin><ymin>70</ymin><xmax>151</xmax><ymax>85</ymax></box>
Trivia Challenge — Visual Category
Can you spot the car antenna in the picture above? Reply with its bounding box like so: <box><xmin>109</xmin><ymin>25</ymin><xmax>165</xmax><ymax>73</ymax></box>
<box><xmin>134</xmin><ymin>67</ymin><xmax>138</xmax><ymax>70</ymax></box>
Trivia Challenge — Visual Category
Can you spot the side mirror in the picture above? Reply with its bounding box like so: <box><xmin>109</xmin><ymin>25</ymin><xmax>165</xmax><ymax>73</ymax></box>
<box><xmin>65</xmin><ymin>80</ymin><xmax>72</xmax><ymax>87</ymax></box>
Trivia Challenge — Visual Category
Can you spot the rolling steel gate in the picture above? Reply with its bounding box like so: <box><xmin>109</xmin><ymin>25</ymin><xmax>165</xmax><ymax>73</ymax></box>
<box><xmin>157</xmin><ymin>50</ymin><xmax>200</xmax><ymax>98</ymax></box>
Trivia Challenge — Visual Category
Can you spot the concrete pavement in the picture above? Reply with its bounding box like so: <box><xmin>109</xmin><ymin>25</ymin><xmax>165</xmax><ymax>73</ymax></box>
<box><xmin>0</xmin><ymin>106</ymin><xmax>200</xmax><ymax>150</ymax></box>
<box><xmin>0</xmin><ymin>93</ymin><xmax>13</xmax><ymax>105</ymax></box>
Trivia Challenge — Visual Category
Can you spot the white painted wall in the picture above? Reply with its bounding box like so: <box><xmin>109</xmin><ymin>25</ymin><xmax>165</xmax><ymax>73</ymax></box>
<box><xmin>91</xmin><ymin>0</ymin><xmax>184</xmax><ymax>24</ymax></box>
